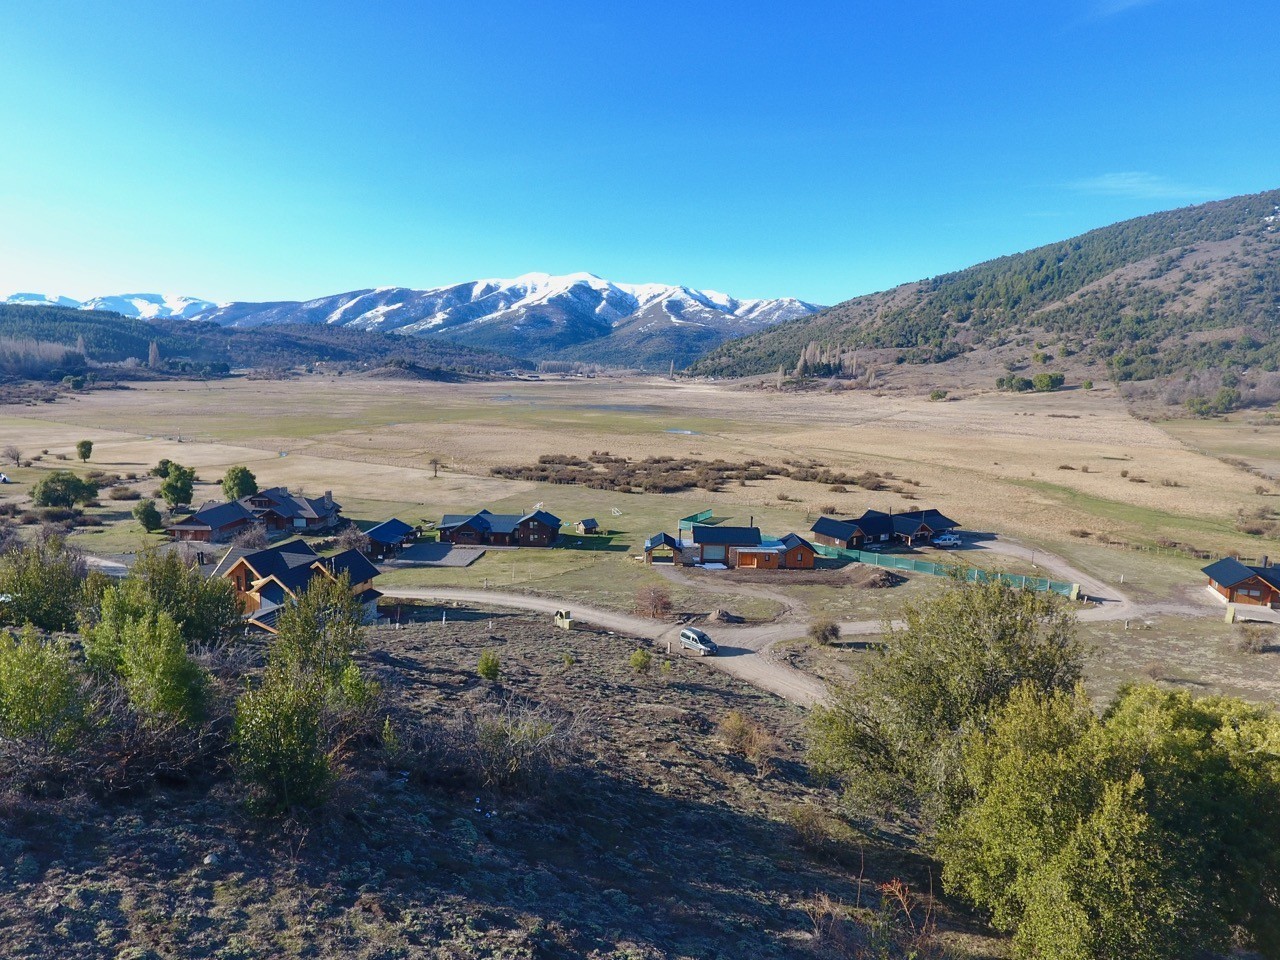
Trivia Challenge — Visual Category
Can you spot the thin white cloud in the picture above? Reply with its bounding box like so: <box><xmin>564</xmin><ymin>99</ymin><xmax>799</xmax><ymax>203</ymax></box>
<box><xmin>1067</xmin><ymin>171</ymin><xmax>1220</xmax><ymax>202</ymax></box>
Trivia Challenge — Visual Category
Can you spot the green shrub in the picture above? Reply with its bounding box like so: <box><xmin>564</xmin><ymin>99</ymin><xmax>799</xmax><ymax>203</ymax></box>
<box><xmin>0</xmin><ymin>625</ymin><xmax>86</xmax><ymax>752</ymax></box>
<box><xmin>116</xmin><ymin>611</ymin><xmax>208</xmax><ymax>725</ymax></box>
<box><xmin>629</xmin><ymin>648</ymin><xmax>653</xmax><ymax>674</ymax></box>
<box><xmin>31</xmin><ymin>470</ymin><xmax>98</xmax><ymax>507</ymax></box>
<box><xmin>929</xmin><ymin>389</ymin><xmax>948</xmax><ymax>401</ymax></box>
<box><xmin>477</xmin><ymin>649</ymin><xmax>501</xmax><ymax>681</ymax></box>
<box><xmin>1082</xmin><ymin>379</ymin><xmax>1094</xmax><ymax>390</ymax></box>
<box><xmin>233</xmin><ymin>672</ymin><xmax>331</xmax><ymax>813</ymax></box>
<box><xmin>1031</xmin><ymin>372</ymin><xmax>1066</xmax><ymax>392</ymax></box>
<box><xmin>0</xmin><ymin>536</ymin><xmax>88</xmax><ymax>631</ymax></box>
<box><xmin>271</xmin><ymin>573</ymin><xmax>364</xmax><ymax>686</ymax></box>
<box><xmin>133</xmin><ymin>498</ymin><xmax>163</xmax><ymax>532</ymax></box>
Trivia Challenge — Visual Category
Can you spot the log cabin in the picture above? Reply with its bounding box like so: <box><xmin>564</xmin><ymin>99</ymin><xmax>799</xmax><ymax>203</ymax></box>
<box><xmin>1202</xmin><ymin>557</ymin><xmax>1280</xmax><ymax>608</ymax></box>
<box><xmin>438</xmin><ymin>509</ymin><xmax>561</xmax><ymax>547</ymax></box>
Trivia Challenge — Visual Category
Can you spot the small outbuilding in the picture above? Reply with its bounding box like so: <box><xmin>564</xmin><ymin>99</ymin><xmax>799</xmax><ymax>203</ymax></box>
<box><xmin>576</xmin><ymin>518</ymin><xmax>600</xmax><ymax>535</ymax></box>
<box><xmin>364</xmin><ymin>518</ymin><xmax>417</xmax><ymax>560</ymax></box>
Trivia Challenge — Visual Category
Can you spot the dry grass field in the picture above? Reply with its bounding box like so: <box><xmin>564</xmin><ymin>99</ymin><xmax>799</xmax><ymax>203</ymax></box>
<box><xmin>4</xmin><ymin>372</ymin><xmax>1279</xmax><ymax>705</ymax></box>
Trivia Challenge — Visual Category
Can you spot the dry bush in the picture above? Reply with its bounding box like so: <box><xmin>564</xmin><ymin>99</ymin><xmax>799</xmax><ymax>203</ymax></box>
<box><xmin>460</xmin><ymin>697</ymin><xmax>583</xmax><ymax>792</ymax></box>
<box><xmin>804</xmin><ymin>879</ymin><xmax>948</xmax><ymax>959</ymax></box>
<box><xmin>634</xmin><ymin>585</ymin><xmax>672</xmax><ymax>619</ymax></box>
<box><xmin>107</xmin><ymin>486</ymin><xmax>142</xmax><ymax>501</ymax></box>
<box><xmin>231</xmin><ymin>524</ymin><xmax>269</xmax><ymax>550</ymax></box>
<box><xmin>1238</xmin><ymin>625</ymin><xmax>1272</xmax><ymax>655</ymax></box>
<box><xmin>717</xmin><ymin>709</ymin><xmax>777</xmax><ymax>775</ymax></box>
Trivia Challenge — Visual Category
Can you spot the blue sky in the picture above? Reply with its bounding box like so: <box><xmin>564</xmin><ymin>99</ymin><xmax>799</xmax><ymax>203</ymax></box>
<box><xmin>0</xmin><ymin>0</ymin><xmax>1275</xmax><ymax>305</ymax></box>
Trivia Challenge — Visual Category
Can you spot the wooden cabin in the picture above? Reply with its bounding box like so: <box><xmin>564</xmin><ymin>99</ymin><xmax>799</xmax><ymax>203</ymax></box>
<box><xmin>1202</xmin><ymin>557</ymin><xmax>1280</xmax><ymax>608</ymax></box>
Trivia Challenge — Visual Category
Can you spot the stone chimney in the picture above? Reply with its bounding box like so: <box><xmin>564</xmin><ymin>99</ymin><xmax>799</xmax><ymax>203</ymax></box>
<box><xmin>324</xmin><ymin>490</ymin><xmax>333</xmax><ymax>507</ymax></box>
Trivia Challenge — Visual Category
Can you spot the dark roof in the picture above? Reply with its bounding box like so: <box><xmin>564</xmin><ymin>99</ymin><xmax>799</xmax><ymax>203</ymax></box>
<box><xmin>644</xmin><ymin>532</ymin><xmax>680</xmax><ymax>551</ymax></box>
<box><xmin>780</xmin><ymin>532</ymin><xmax>816</xmax><ymax>552</ymax></box>
<box><xmin>167</xmin><ymin>499</ymin><xmax>257</xmax><ymax>531</ymax></box>
<box><xmin>354</xmin><ymin>587</ymin><xmax>383</xmax><ymax>605</ymax></box>
<box><xmin>241</xmin><ymin>487</ymin><xmax>340</xmax><ymax>521</ymax></box>
<box><xmin>811</xmin><ymin>516</ymin><xmax>858</xmax><ymax>542</ymax></box>
<box><xmin>323</xmin><ymin>548</ymin><xmax>381</xmax><ymax>586</ymax></box>
<box><xmin>578</xmin><ymin>518</ymin><xmax>599</xmax><ymax>528</ymax></box>
<box><xmin>1203</xmin><ymin>557</ymin><xmax>1280</xmax><ymax>590</ymax></box>
<box><xmin>691</xmin><ymin>525</ymin><xmax>761</xmax><ymax>547</ymax></box>
<box><xmin>232</xmin><ymin>539</ymin><xmax>321</xmax><ymax>582</ymax></box>
<box><xmin>365</xmin><ymin>518</ymin><xmax>415</xmax><ymax>544</ymax></box>
<box><xmin>892</xmin><ymin>508</ymin><xmax>960</xmax><ymax>534</ymax></box>
<box><xmin>439</xmin><ymin>509</ymin><xmax>561</xmax><ymax>534</ymax></box>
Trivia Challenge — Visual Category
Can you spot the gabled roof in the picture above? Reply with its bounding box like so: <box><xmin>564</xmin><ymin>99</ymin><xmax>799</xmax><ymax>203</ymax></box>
<box><xmin>229</xmin><ymin>539</ymin><xmax>321</xmax><ymax>582</ymax></box>
<box><xmin>691</xmin><ymin>525</ymin><xmax>761</xmax><ymax>547</ymax></box>
<box><xmin>892</xmin><ymin>508</ymin><xmax>960</xmax><ymax>533</ymax></box>
<box><xmin>780</xmin><ymin>532</ymin><xmax>816</xmax><ymax>552</ymax></box>
<box><xmin>1203</xmin><ymin>557</ymin><xmax>1280</xmax><ymax>590</ymax></box>
<box><xmin>578</xmin><ymin>517</ymin><xmax>599</xmax><ymax>528</ymax></box>
<box><xmin>322</xmin><ymin>548</ymin><xmax>381</xmax><ymax>586</ymax></box>
<box><xmin>365</xmin><ymin>518</ymin><xmax>414</xmax><ymax>545</ymax></box>
<box><xmin>644</xmin><ymin>532</ymin><xmax>680</xmax><ymax>551</ymax></box>
<box><xmin>167</xmin><ymin>499</ymin><xmax>258</xmax><ymax>531</ymax></box>
<box><xmin>811</xmin><ymin>516</ymin><xmax>859</xmax><ymax>542</ymax></box>
<box><xmin>241</xmin><ymin>486</ymin><xmax>340</xmax><ymax>521</ymax></box>
<box><xmin>439</xmin><ymin>509</ymin><xmax>561</xmax><ymax>534</ymax></box>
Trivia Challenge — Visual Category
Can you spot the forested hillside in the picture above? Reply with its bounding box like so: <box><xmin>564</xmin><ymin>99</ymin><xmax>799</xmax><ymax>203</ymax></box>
<box><xmin>0</xmin><ymin>304</ymin><xmax>524</xmax><ymax>379</ymax></box>
<box><xmin>690</xmin><ymin>188</ymin><xmax>1280</xmax><ymax>383</ymax></box>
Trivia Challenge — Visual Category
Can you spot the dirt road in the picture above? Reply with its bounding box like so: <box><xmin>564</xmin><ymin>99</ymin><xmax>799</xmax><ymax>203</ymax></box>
<box><xmin>382</xmin><ymin>587</ymin><xmax>830</xmax><ymax>707</ymax></box>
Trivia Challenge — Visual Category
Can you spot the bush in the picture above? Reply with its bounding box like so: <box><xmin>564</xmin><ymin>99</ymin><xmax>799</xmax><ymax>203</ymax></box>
<box><xmin>1031</xmin><ymin>372</ymin><xmax>1066</xmax><ymax>392</ymax></box>
<box><xmin>107</xmin><ymin>486</ymin><xmax>142</xmax><ymax>501</ymax></box>
<box><xmin>464</xmin><ymin>697</ymin><xmax>579</xmax><ymax>791</ymax></box>
<box><xmin>808</xmin><ymin>619</ymin><xmax>841</xmax><ymax>645</ymax></box>
<box><xmin>0</xmin><ymin>536</ymin><xmax>88</xmax><ymax>631</ymax></box>
<box><xmin>31</xmin><ymin>470</ymin><xmax>98</xmax><ymax>507</ymax></box>
<box><xmin>114</xmin><ymin>611</ymin><xmax>208</xmax><ymax>726</ymax></box>
<box><xmin>233</xmin><ymin>672</ymin><xmax>331</xmax><ymax>813</ymax></box>
<box><xmin>634</xmin><ymin>584</ymin><xmax>672</xmax><ymax>618</ymax></box>
<box><xmin>718</xmin><ymin>709</ymin><xmax>776</xmax><ymax>773</ymax></box>
<box><xmin>271</xmin><ymin>573</ymin><xmax>365</xmax><ymax>686</ymax></box>
<box><xmin>929</xmin><ymin>389</ymin><xmax>948</xmax><ymax>401</ymax></box>
<box><xmin>0</xmin><ymin>625</ymin><xmax>86</xmax><ymax>753</ymax></box>
<box><xmin>477</xmin><ymin>649</ymin><xmax>501</xmax><ymax>681</ymax></box>
<box><xmin>629</xmin><ymin>648</ymin><xmax>653</xmax><ymax>674</ymax></box>
<box><xmin>133</xmin><ymin>499</ymin><xmax>163</xmax><ymax>532</ymax></box>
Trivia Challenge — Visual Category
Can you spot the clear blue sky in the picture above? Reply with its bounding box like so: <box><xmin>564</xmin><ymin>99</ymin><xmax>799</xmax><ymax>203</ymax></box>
<box><xmin>0</xmin><ymin>0</ymin><xmax>1275</xmax><ymax>305</ymax></box>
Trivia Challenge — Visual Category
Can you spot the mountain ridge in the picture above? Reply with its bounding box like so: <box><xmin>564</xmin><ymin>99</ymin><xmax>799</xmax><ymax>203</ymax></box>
<box><xmin>3</xmin><ymin>273</ymin><xmax>822</xmax><ymax>369</ymax></box>
<box><xmin>689</xmin><ymin>188</ymin><xmax>1280</xmax><ymax>384</ymax></box>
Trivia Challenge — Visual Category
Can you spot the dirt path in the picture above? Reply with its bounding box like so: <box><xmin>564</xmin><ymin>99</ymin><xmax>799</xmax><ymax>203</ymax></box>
<box><xmin>382</xmin><ymin>587</ymin><xmax>830</xmax><ymax>708</ymax></box>
<box><xmin>652</xmin><ymin>563</ymin><xmax>807</xmax><ymax>620</ymax></box>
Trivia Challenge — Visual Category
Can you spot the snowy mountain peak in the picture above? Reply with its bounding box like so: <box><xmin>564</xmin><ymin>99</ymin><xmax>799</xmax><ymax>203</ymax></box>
<box><xmin>3</xmin><ymin>273</ymin><xmax>823</xmax><ymax>368</ymax></box>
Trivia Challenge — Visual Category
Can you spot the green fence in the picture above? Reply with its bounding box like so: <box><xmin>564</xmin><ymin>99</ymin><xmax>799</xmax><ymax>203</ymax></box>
<box><xmin>678</xmin><ymin>508</ymin><xmax>715</xmax><ymax>533</ymax></box>
<box><xmin>815</xmin><ymin>545</ymin><xmax>1080</xmax><ymax>599</ymax></box>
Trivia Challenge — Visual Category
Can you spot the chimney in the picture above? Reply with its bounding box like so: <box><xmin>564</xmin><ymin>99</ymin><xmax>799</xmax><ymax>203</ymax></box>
<box><xmin>1263</xmin><ymin>555</ymin><xmax>1270</xmax><ymax>569</ymax></box>
<box><xmin>324</xmin><ymin>490</ymin><xmax>332</xmax><ymax>507</ymax></box>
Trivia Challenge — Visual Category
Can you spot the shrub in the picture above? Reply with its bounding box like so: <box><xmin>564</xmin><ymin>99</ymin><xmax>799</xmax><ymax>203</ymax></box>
<box><xmin>0</xmin><ymin>536</ymin><xmax>88</xmax><ymax>631</ymax></box>
<box><xmin>1031</xmin><ymin>372</ymin><xmax>1066</xmax><ymax>392</ymax></box>
<box><xmin>718</xmin><ymin>709</ymin><xmax>776</xmax><ymax>774</ymax></box>
<box><xmin>31</xmin><ymin>470</ymin><xmax>98</xmax><ymax>507</ymax></box>
<box><xmin>808</xmin><ymin>619</ymin><xmax>841</xmax><ymax>645</ymax></box>
<box><xmin>629</xmin><ymin>648</ymin><xmax>653</xmax><ymax>674</ymax></box>
<box><xmin>107</xmin><ymin>486</ymin><xmax>142</xmax><ymax>501</ymax></box>
<box><xmin>634</xmin><ymin>584</ymin><xmax>672</xmax><ymax>619</ymax></box>
<box><xmin>0</xmin><ymin>625</ymin><xmax>86</xmax><ymax>752</ymax></box>
<box><xmin>271</xmin><ymin>573</ymin><xmax>365</xmax><ymax>686</ymax></box>
<box><xmin>465</xmin><ymin>698</ymin><xmax>579</xmax><ymax>791</ymax></box>
<box><xmin>115</xmin><ymin>611</ymin><xmax>208</xmax><ymax>725</ymax></box>
<box><xmin>133</xmin><ymin>498</ymin><xmax>163</xmax><ymax>532</ymax></box>
<box><xmin>929</xmin><ymin>389</ymin><xmax>948</xmax><ymax>401</ymax></box>
<box><xmin>1082</xmin><ymin>379</ymin><xmax>1094</xmax><ymax>390</ymax></box>
<box><xmin>477</xmin><ymin>649</ymin><xmax>501</xmax><ymax>681</ymax></box>
<box><xmin>233</xmin><ymin>672</ymin><xmax>331</xmax><ymax>814</ymax></box>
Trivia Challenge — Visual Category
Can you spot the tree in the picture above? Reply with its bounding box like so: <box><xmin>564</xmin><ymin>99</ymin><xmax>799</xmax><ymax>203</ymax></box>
<box><xmin>133</xmin><ymin>498</ymin><xmax>163</xmax><ymax>532</ymax></box>
<box><xmin>115</xmin><ymin>610</ymin><xmax>208</xmax><ymax>725</ymax></box>
<box><xmin>158</xmin><ymin>464</ymin><xmax>195</xmax><ymax>509</ymax></box>
<box><xmin>271</xmin><ymin>573</ymin><xmax>365</xmax><ymax>688</ymax></box>
<box><xmin>231</xmin><ymin>524</ymin><xmax>268</xmax><ymax>550</ymax></box>
<box><xmin>477</xmin><ymin>649</ymin><xmax>501</xmax><ymax>681</ymax></box>
<box><xmin>75</xmin><ymin>439</ymin><xmax>93</xmax><ymax>462</ymax></box>
<box><xmin>2</xmin><ymin>445</ymin><xmax>18</xmax><ymax>466</ymax></box>
<box><xmin>807</xmin><ymin>579</ymin><xmax>1083</xmax><ymax>820</ymax></box>
<box><xmin>124</xmin><ymin>548</ymin><xmax>241</xmax><ymax>648</ymax></box>
<box><xmin>149</xmin><ymin>459</ymin><xmax>175</xmax><ymax>479</ymax></box>
<box><xmin>429</xmin><ymin>457</ymin><xmax>441</xmax><ymax>479</ymax></box>
<box><xmin>221</xmin><ymin>465</ymin><xmax>258</xmax><ymax>501</ymax></box>
<box><xmin>336</xmin><ymin>524</ymin><xmax>368</xmax><ymax>553</ymax></box>
<box><xmin>31</xmin><ymin>470</ymin><xmax>98</xmax><ymax>507</ymax></box>
<box><xmin>0</xmin><ymin>536</ymin><xmax>89</xmax><ymax>631</ymax></box>
<box><xmin>148</xmin><ymin>340</ymin><xmax>161</xmax><ymax>369</ymax></box>
<box><xmin>938</xmin><ymin>683</ymin><xmax>1280</xmax><ymax>959</ymax></box>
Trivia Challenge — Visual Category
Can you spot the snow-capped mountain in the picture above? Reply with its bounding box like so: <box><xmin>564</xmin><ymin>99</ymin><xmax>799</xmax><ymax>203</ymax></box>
<box><xmin>3</xmin><ymin>273</ymin><xmax>822</xmax><ymax>367</ymax></box>
<box><xmin>1</xmin><ymin>291</ymin><xmax>216</xmax><ymax>319</ymax></box>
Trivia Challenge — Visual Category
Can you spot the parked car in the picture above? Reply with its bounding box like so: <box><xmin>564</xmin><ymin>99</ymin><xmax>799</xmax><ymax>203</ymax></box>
<box><xmin>679</xmin><ymin>627</ymin><xmax>718</xmax><ymax>656</ymax></box>
<box><xmin>932</xmin><ymin>533</ymin><xmax>963</xmax><ymax>548</ymax></box>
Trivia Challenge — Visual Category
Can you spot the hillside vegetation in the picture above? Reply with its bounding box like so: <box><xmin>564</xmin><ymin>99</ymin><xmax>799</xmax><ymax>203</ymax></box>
<box><xmin>691</xmin><ymin>188</ymin><xmax>1280</xmax><ymax>385</ymax></box>
<box><xmin>0</xmin><ymin>303</ymin><xmax>523</xmax><ymax>380</ymax></box>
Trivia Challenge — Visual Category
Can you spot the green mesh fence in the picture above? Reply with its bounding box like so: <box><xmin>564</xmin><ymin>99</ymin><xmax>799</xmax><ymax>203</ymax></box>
<box><xmin>815</xmin><ymin>545</ymin><xmax>1079</xmax><ymax>599</ymax></box>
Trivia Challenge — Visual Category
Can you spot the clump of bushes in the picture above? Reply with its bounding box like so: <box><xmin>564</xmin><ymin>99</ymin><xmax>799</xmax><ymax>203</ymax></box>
<box><xmin>477</xmin><ymin>649</ymin><xmax>501</xmax><ymax>681</ymax></box>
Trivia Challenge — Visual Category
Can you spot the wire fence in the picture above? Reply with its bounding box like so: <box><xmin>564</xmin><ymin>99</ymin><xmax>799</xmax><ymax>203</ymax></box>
<box><xmin>815</xmin><ymin>544</ymin><xmax>1080</xmax><ymax>599</ymax></box>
